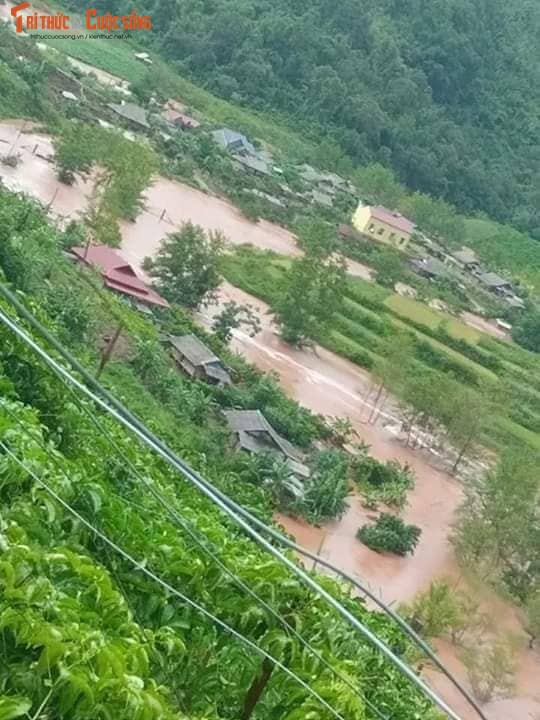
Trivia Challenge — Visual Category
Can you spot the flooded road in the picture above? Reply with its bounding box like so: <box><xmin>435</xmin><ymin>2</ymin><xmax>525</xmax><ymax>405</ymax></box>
<box><xmin>198</xmin><ymin>282</ymin><xmax>463</xmax><ymax>605</ymax></box>
<box><xmin>197</xmin><ymin>283</ymin><xmax>540</xmax><ymax>720</ymax></box>
<box><xmin>0</xmin><ymin>121</ymin><xmax>371</xmax><ymax>278</ymax></box>
<box><xmin>1</xmin><ymin>118</ymin><xmax>537</xmax><ymax>719</ymax></box>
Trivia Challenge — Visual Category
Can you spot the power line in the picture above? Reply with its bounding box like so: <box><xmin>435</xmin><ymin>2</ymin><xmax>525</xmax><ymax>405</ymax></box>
<box><xmin>0</xmin><ymin>437</ymin><xmax>348</xmax><ymax>720</ymax></box>
<box><xmin>0</xmin><ymin>292</ymin><xmax>466</xmax><ymax>720</ymax></box>
<box><xmin>0</xmin><ymin>397</ymin><xmax>389</xmax><ymax>720</ymax></box>
<box><xmin>41</xmin><ymin>271</ymin><xmax>485</xmax><ymax>720</ymax></box>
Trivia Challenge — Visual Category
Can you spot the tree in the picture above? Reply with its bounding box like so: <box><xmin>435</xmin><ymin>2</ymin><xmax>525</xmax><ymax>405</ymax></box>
<box><xmin>354</xmin><ymin>163</ymin><xmax>404</xmax><ymax>209</ymax></box>
<box><xmin>400</xmin><ymin>580</ymin><xmax>482</xmax><ymax>643</ymax></box>
<box><xmin>512</xmin><ymin>310</ymin><xmax>540</xmax><ymax>353</ymax></box>
<box><xmin>399</xmin><ymin>192</ymin><xmax>465</xmax><ymax>244</ymax></box>
<box><xmin>439</xmin><ymin>380</ymin><xmax>491</xmax><ymax>473</ymax></box>
<box><xmin>212</xmin><ymin>301</ymin><xmax>261</xmax><ymax>344</ymax></box>
<box><xmin>399</xmin><ymin>368</ymin><xmax>445</xmax><ymax>446</ymax></box>
<box><xmin>369</xmin><ymin>331</ymin><xmax>415</xmax><ymax>423</ymax></box>
<box><xmin>143</xmin><ymin>222</ymin><xmax>224</xmax><ymax>308</ymax></box>
<box><xmin>357</xmin><ymin>513</ymin><xmax>421</xmax><ymax>556</ymax></box>
<box><xmin>453</xmin><ymin>449</ymin><xmax>540</xmax><ymax>599</ymax></box>
<box><xmin>461</xmin><ymin>640</ymin><xmax>515</xmax><ymax>703</ymax></box>
<box><xmin>299</xmin><ymin>450</ymin><xmax>350</xmax><ymax>523</ymax></box>
<box><xmin>275</xmin><ymin>222</ymin><xmax>346</xmax><ymax>345</ymax></box>
<box><xmin>53</xmin><ymin>123</ymin><xmax>96</xmax><ymax>184</ymax></box>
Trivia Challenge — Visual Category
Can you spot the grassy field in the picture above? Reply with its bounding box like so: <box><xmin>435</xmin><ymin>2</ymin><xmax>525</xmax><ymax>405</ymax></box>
<box><xmin>388</xmin><ymin>316</ymin><xmax>498</xmax><ymax>381</ymax></box>
<box><xmin>384</xmin><ymin>295</ymin><xmax>481</xmax><ymax>343</ymax></box>
<box><xmin>220</xmin><ymin>245</ymin><xmax>540</xmax><ymax>451</ymax></box>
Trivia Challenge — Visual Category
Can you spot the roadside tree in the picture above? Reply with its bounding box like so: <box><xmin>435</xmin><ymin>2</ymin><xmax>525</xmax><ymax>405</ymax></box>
<box><xmin>212</xmin><ymin>300</ymin><xmax>261</xmax><ymax>344</ymax></box>
<box><xmin>143</xmin><ymin>222</ymin><xmax>224</xmax><ymax>308</ymax></box>
<box><xmin>275</xmin><ymin>222</ymin><xmax>346</xmax><ymax>345</ymax></box>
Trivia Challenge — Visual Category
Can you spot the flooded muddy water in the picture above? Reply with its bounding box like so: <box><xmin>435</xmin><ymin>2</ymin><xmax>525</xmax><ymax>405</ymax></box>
<box><xmin>0</xmin><ymin>120</ymin><xmax>94</xmax><ymax>218</ymax></box>
<box><xmin>0</xmin><ymin>121</ymin><xmax>371</xmax><ymax>277</ymax></box>
<box><xmin>197</xmin><ymin>283</ymin><xmax>540</xmax><ymax>720</ymax></box>
<box><xmin>1</xmin><ymin>118</ymin><xmax>536</xmax><ymax>719</ymax></box>
<box><xmin>198</xmin><ymin>282</ymin><xmax>463</xmax><ymax>605</ymax></box>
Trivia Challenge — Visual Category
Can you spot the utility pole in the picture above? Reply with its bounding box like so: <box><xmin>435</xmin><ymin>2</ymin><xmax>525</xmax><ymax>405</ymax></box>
<box><xmin>312</xmin><ymin>532</ymin><xmax>326</xmax><ymax>573</ymax></box>
<box><xmin>96</xmin><ymin>322</ymin><xmax>123</xmax><ymax>379</ymax></box>
<box><xmin>240</xmin><ymin>658</ymin><xmax>274</xmax><ymax>720</ymax></box>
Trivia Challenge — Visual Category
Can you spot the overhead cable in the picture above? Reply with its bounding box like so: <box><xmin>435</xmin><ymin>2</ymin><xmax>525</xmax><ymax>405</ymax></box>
<box><xmin>0</xmin><ymin>438</ymin><xmax>348</xmax><ymax>720</ymax></box>
<box><xmin>0</xmin><ymin>292</ymin><xmax>465</xmax><ymax>720</ymax></box>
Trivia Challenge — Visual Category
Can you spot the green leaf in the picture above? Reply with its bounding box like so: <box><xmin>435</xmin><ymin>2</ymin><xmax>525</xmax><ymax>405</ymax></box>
<box><xmin>0</xmin><ymin>696</ymin><xmax>32</xmax><ymax>720</ymax></box>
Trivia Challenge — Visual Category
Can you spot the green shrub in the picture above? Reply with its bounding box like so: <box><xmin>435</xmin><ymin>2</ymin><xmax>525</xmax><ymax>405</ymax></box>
<box><xmin>352</xmin><ymin>456</ymin><xmax>415</xmax><ymax>510</ymax></box>
<box><xmin>297</xmin><ymin>449</ymin><xmax>350</xmax><ymax>523</ymax></box>
<box><xmin>357</xmin><ymin>513</ymin><xmax>421</xmax><ymax>556</ymax></box>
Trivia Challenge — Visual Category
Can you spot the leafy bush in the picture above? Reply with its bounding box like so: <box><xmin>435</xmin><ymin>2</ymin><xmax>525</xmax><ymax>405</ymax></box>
<box><xmin>400</xmin><ymin>580</ymin><xmax>482</xmax><ymax>643</ymax></box>
<box><xmin>297</xmin><ymin>450</ymin><xmax>350</xmax><ymax>523</ymax></box>
<box><xmin>357</xmin><ymin>513</ymin><xmax>421</xmax><ymax>556</ymax></box>
<box><xmin>461</xmin><ymin>640</ymin><xmax>516</xmax><ymax>703</ymax></box>
<box><xmin>352</xmin><ymin>456</ymin><xmax>415</xmax><ymax>510</ymax></box>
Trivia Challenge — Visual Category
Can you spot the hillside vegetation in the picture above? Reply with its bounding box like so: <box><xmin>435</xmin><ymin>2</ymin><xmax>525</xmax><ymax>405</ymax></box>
<box><xmin>0</xmin><ymin>188</ymin><xmax>443</xmax><ymax>720</ymax></box>
<box><xmin>59</xmin><ymin>0</ymin><xmax>540</xmax><ymax>239</ymax></box>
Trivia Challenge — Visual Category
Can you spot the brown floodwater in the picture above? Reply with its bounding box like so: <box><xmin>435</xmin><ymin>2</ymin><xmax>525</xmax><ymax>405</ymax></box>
<box><xmin>197</xmin><ymin>283</ymin><xmax>540</xmax><ymax>720</ymax></box>
<box><xmin>1</xmin><ymin>118</ymin><xmax>536</xmax><ymax>719</ymax></box>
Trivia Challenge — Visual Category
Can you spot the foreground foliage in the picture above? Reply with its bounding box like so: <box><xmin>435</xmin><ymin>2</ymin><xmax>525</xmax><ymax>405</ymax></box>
<box><xmin>0</xmin><ymin>187</ymin><xmax>443</xmax><ymax>720</ymax></box>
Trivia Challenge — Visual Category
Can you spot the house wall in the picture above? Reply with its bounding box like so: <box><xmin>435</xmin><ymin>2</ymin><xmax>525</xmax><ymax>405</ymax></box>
<box><xmin>352</xmin><ymin>205</ymin><xmax>411</xmax><ymax>251</ymax></box>
<box><xmin>171</xmin><ymin>349</ymin><xmax>197</xmax><ymax>377</ymax></box>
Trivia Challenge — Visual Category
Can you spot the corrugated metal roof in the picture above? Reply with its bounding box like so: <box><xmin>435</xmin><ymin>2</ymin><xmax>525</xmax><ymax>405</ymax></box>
<box><xmin>224</xmin><ymin>410</ymin><xmax>303</xmax><ymax>462</ymax></box>
<box><xmin>162</xmin><ymin>108</ymin><xmax>200</xmax><ymax>128</ymax></box>
<box><xmin>232</xmin><ymin>153</ymin><xmax>271</xmax><ymax>175</ymax></box>
<box><xmin>370</xmin><ymin>206</ymin><xmax>415</xmax><ymax>235</ymax></box>
<box><xmin>205</xmin><ymin>363</ymin><xmax>232</xmax><ymax>385</ymax></box>
<box><xmin>108</xmin><ymin>102</ymin><xmax>150</xmax><ymax>129</ymax></box>
<box><xmin>70</xmin><ymin>245</ymin><xmax>169</xmax><ymax>307</ymax></box>
<box><xmin>169</xmin><ymin>334</ymin><xmax>218</xmax><ymax>366</ymax></box>
<box><xmin>452</xmin><ymin>248</ymin><xmax>478</xmax><ymax>265</ymax></box>
<box><xmin>211</xmin><ymin>128</ymin><xmax>255</xmax><ymax>154</ymax></box>
<box><xmin>479</xmin><ymin>272</ymin><xmax>510</xmax><ymax>288</ymax></box>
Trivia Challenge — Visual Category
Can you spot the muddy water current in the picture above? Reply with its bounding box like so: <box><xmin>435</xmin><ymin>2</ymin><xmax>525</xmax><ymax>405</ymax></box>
<box><xmin>1</xmin><ymin>119</ymin><xmax>537</xmax><ymax>719</ymax></box>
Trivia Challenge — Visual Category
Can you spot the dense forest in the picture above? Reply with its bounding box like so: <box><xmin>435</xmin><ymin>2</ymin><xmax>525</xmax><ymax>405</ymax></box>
<box><xmin>62</xmin><ymin>0</ymin><xmax>540</xmax><ymax>238</ymax></box>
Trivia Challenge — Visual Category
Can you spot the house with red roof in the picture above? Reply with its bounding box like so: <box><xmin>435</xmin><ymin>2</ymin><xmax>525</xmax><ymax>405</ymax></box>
<box><xmin>70</xmin><ymin>245</ymin><xmax>169</xmax><ymax>310</ymax></box>
<box><xmin>352</xmin><ymin>204</ymin><xmax>415</xmax><ymax>251</ymax></box>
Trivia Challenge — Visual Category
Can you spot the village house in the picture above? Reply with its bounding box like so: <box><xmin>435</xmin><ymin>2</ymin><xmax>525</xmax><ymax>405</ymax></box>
<box><xmin>211</xmin><ymin>128</ymin><xmax>256</xmax><ymax>156</ymax></box>
<box><xmin>223</xmin><ymin>410</ymin><xmax>310</xmax><ymax>481</ymax></box>
<box><xmin>169</xmin><ymin>334</ymin><xmax>232</xmax><ymax>386</ymax></box>
<box><xmin>70</xmin><ymin>245</ymin><xmax>169</xmax><ymax>309</ymax></box>
<box><xmin>311</xmin><ymin>189</ymin><xmax>333</xmax><ymax>208</ymax></box>
<box><xmin>161</xmin><ymin>106</ymin><xmax>200</xmax><ymax>131</ymax></box>
<box><xmin>410</xmin><ymin>257</ymin><xmax>448</xmax><ymax>281</ymax></box>
<box><xmin>352</xmin><ymin>205</ymin><xmax>415</xmax><ymax>251</ymax></box>
<box><xmin>478</xmin><ymin>272</ymin><xmax>513</xmax><ymax>297</ymax></box>
<box><xmin>108</xmin><ymin>102</ymin><xmax>150</xmax><ymax>131</ymax></box>
<box><xmin>232</xmin><ymin>152</ymin><xmax>271</xmax><ymax>176</ymax></box>
<box><xmin>450</xmin><ymin>247</ymin><xmax>481</xmax><ymax>273</ymax></box>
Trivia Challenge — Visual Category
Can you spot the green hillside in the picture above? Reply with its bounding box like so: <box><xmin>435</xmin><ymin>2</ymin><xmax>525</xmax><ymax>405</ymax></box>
<box><xmin>59</xmin><ymin>0</ymin><xmax>540</xmax><ymax>239</ymax></box>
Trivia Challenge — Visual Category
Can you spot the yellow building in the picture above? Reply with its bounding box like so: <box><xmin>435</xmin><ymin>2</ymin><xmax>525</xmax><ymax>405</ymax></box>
<box><xmin>352</xmin><ymin>204</ymin><xmax>415</xmax><ymax>251</ymax></box>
